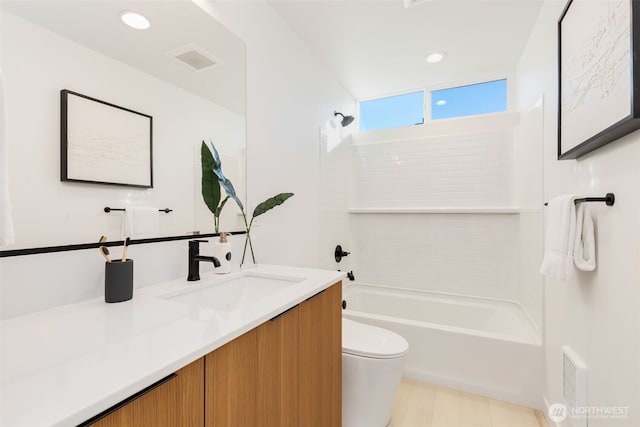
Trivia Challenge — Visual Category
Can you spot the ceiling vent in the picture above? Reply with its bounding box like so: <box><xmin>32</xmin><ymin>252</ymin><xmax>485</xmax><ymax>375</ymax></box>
<box><xmin>166</xmin><ymin>43</ymin><xmax>222</xmax><ymax>72</ymax></box>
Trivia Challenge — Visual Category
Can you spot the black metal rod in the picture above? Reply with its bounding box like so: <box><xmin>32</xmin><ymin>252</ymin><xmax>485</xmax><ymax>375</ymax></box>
<box><xmin>574</xmin><ymin>193</ymin><xmax>615</xmax><ymax>206</ymax></box>
<box><xmin>104</xmin><ymin>207</ymin><xmax>172</xmax><ymax>213</ymax></box>
<box><xmin>544</xmin><ymin>193</ymin><xmax>615</xmax><ymax>206</ymax></box>
<box><xmin>0</xmin><ymin>231</ymin><xmax>247</xmax><ymax>258</ymax></box>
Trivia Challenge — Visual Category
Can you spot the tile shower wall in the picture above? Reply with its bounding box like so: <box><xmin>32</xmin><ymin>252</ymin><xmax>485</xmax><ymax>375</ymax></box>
<box><xmin>319</xmin><ymin>130</ymin><xmax>354</xmax><ymax>272</ymax></box>
<box><xmin>351</xmin><ymin>127</ymin><xmax>518</xmax><ymax>209</ymax></box>
<box><xmin>351</xmin><ymin>213</ymin><xmax>520</xmax><ymax>299</ymax></box>
<box><xmin>515</xmin><ymin>100</ymin><xmax>545</xmax><ymax>330</ymax></box>
<box><xmin>348</xmin><ymin>114</ymin><xmax>528</xmax><ymax>302</ymax></box>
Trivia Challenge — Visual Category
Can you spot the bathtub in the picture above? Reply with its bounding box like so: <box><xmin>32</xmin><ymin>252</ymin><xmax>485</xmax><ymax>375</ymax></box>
<box><xmin>342</xmin><ymin>283</ymin><xmax>543</xmax><ymax>408</ymax></box>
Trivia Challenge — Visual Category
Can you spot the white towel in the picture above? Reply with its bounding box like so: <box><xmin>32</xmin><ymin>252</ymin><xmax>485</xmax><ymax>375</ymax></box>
<box><xmin>540</xmin><ymin>194</ymin><xmax>577</xmax><ymax>282</ymax></box>
<box><xmin>0</xmin><ymin>68</ymin><xmax>15</xmax><ymax>247</ymax></box>
<box><xmin>121</xmin><ymin>207</ymin><xmax>160</xmax><ymax>239</ymax></box>
<box><xmin>574</xmin><ymin>204</ymin><xmax>596</xmax><ymax>271</ymax></box>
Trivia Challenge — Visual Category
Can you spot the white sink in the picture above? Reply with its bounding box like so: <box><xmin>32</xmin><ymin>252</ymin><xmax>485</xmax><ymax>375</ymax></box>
<box><xmin>162</xmin><ymin>272</ymin><xmax>304</xmax><ymax>311</ymax></box>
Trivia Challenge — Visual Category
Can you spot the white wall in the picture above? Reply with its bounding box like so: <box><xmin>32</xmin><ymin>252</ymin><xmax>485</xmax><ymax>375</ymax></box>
<box><xmin>0</xmin><ymin>236</ymin><xmax>245</xmax><ymax>319</ymax></box>
<box><xmin>0</xmin><ymin>1</ymin><xmax>354</xmax><ymax>319</ymax></box>
<box><xmin>197</xmin><ymin>0</ymin><xmax>355</xmax><ymax>269</ymax></box>
<box><xmin>1</xmin><ymin>11</ymin><xmax>245</xmax><ymax>250</ymax></box>
<box><xmin>517</xmin><ymin>2</ymin><xmax>640</xmax><ymax>425</ymax></box>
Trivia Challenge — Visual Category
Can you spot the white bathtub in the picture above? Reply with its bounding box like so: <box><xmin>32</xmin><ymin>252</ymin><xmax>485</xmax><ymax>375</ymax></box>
<box><xmin>342</xmin><ymin>283</ymin><xmax>543</xmax><ymax>408</ymax></box>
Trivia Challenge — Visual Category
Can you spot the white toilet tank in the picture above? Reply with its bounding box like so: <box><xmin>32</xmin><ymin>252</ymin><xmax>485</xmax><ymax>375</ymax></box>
<box><xmin>342</xmin><ymin>318</ymin><xmax>409</xmax><ymax>427</ymax></box>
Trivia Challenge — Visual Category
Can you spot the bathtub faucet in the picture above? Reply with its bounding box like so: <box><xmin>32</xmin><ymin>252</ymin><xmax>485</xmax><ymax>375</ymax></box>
<box><xmin>339</xmin><ymin>270</ymin><xmax>355</xmax><ymax>281</ymax></box>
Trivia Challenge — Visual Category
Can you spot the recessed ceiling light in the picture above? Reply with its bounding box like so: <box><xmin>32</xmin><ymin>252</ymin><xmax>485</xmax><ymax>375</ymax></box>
<box><xmin>426</xmin><ymin>51</ymin><xmax>448</xmax><ymax>64</ymax></box>
<box><xmin>119</xmin><ymin>11</ymin><xmax>150</xmax><ymax>30</ymax></box>
<box><xmin>435</xmin><ymin>100</ymin><xmax>447</xmax><ymax>106</ymax></box>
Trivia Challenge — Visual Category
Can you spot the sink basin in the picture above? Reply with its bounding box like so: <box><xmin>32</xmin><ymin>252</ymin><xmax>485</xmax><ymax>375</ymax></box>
<box><xmin>162</xmin><ymin>273</ymin><xmax>304</xmax><ymax>311</ymax></box>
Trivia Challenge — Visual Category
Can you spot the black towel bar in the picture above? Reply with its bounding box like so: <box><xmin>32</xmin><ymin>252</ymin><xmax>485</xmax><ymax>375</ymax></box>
<box><xmin>104</xmin><ymin>207</ymin><xmax>173</xmax><ymax>213</ymax></box>
<box><xmin>544</xmin><ymin>193</ymin><xmax>615</xmax><ymax>207</ymax></box>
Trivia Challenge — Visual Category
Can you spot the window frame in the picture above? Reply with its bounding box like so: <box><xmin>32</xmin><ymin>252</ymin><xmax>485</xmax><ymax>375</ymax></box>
<box><xmin>357</xmin><ymin>76</ymin><xmax>511</xmax><ymax>132</ymax></box>
<box><xmin>357</xmin><ymin>89</ymin><xmax>427</xmax><ymax>132</ymax></box>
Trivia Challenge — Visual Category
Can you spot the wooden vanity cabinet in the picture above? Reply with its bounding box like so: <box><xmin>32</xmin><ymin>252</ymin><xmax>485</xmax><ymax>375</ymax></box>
<box><xmin>205</xmin><ymin>305</ymin><xmax>299</xmax><ymax>427</ymax></box>
<box><xmin>256</xmin><ymin>305</ymin><xmax>299</xmax><ymax>426</ymax></box>
<box><xmin>298</xmin><ymin>282</ymin><xmax>342</xmax><ymax>427</ymax></box>
<box><xmin>205</xmin><ymin>327</ymin><xmax>258</xmax><ymax>426</ymax></box>
<box><xmin>88</xmin><ymin>358</ymin><xmax>204</xmax><ymax>427</ymax></box>
<box><xmin>205</xmin><ymin>281</ymin><xmax>342</xmax><ymax>427</ymax></box>
<box><xmin>86</xmin><ymin>281</ymin><xmax>341</xmax><ymax>427</ymax></box>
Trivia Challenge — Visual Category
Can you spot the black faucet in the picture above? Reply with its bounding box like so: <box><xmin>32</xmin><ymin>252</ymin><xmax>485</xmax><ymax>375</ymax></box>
<box><xmin>187</xmin><ymin>240</ymin><xmax>221</xmax><ymax>281</ymax></box>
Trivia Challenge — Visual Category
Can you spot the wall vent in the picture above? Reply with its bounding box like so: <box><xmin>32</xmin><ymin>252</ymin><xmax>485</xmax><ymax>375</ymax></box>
<box><xmin>562</xmin><ymin>345</ymin><xmax>588</xmax><ymax>427</ymax></box>
<box><xmin>166</xmin><ymin>43</ymin><xmax>222</xmax><ymax>72</ymax></box>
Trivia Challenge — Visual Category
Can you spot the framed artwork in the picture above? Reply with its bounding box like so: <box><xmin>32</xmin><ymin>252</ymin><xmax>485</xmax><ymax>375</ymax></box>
<box><xmin>61</xmin><ymin>89</ymin><xmax>153</xmax><ymax>187</ymax></box>
<box><xmin>558</xmin><ymin>0</ymin><xmax>640</xmax><ymax>159</ymax></box>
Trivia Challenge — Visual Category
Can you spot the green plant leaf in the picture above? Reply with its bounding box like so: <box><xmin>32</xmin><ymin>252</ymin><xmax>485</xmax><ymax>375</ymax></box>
<box><xmin>252</xmin><ymin>193</ymin><xmax>294</xmax><ymax>219</ymax></box>
<box><xmin>218</xmin><ymin>176</ymin><xmax>244</xmax><ymax>213</ymax></box>
<box><xmin>209</xmin><ymin>141</ymin><xmax>244</xmax><ymax>213</ymax></box>
<box><xmin>215</xmin><ymin>196</ymin><xmax>229</xmax><ymax>218</ymax></box>
<box><xmin>201</xmin><ymin>141</ymin><xmax>221</xmax><ymax>215</ymax></box>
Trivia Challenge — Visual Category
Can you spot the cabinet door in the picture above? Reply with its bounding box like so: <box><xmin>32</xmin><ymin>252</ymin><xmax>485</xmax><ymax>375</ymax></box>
<box><xmin>205</xmin><ymin>328</ymin><xmax>258</xmax><ymax>427</ymax></box>
<box><xmin>90</xmin><ymin>358</ymin><xmax>204</xmax><ymax>427</ymax></box>
<box><xmin>133</xmin><ymin>358</ymin><xmax>204</xmax><ymax>427</ymax></box>
<box><xmin>298</xmin><ymin>282</ymin><xmax>342</xmax><ymax>427</ymax></box>
<box><xmin>257</xmin><ymin>306</ymin><xmax>299</xmax><ymax>427</ymax></box>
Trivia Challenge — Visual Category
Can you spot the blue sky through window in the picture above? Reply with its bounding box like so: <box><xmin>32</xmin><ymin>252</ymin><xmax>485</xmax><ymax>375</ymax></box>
<box><xmin>431</xmin><ymin>79</ymin><xmax>507</xmax><ymax>120</ymax></box>
<box><xmin>359</xmin><ymin>91</ymin><xmax>424</xmax><ymax>132</ymax></box>
<box><xmin>358</xmin><ymin>80</ymin><xmax>507</xmax><ymax>131</ymax></box>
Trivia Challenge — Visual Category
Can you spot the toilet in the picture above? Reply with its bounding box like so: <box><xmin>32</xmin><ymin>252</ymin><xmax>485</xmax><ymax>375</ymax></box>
<box><xmin>342</xmin><ymin>318</ymin><xmax>409</xmax><ymax>427</ymax></box>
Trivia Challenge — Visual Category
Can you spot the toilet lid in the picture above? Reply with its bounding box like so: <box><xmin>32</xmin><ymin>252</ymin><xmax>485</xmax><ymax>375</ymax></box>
<box><xmin>342</xmin><ymin>318</ymin><xmax>409</xmax><ymax>359</ymax></box>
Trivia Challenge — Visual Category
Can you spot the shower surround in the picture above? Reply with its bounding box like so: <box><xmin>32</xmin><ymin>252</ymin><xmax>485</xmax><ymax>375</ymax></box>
<box><xmin>319</xmin><ymin>110</ymin><xmax>545</xmax><ymax>407</ymax></box>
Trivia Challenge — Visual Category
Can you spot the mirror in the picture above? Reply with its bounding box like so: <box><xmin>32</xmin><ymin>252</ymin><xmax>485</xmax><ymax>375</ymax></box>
<box><xmin>0</xmin><ymin>0</ymin><xmax>246</xmax><ymax>251</ymax></box>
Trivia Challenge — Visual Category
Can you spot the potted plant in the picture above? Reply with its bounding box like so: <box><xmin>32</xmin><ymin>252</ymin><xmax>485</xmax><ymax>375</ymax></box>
<box><xmin>204</xmin><ymin>141</ymin><xmax>293</xmax><ymax>267</ymax></box>
<box><xmin>201</xmin><ymin>141</ymin><xmax>232</xmax><ymax>273</ymax></box>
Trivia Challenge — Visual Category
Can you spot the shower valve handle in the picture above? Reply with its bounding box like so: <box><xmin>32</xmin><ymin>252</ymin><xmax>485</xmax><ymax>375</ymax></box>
<box><xmin>335</xmin><ymin>245</ymin><xmax>350</xmax><ymax>262</ymax></box>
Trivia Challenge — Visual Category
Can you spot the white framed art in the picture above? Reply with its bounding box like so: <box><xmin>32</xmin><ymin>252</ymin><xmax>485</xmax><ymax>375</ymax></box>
<box><xmin>558</xmin><ymin>0</ymin><xmax>640</xmax><ymax>159</ymax></box>
<box><xmin>60</xmin><ymin>89</ymin><xmax>153</xmax><ymax>187</ymax></box>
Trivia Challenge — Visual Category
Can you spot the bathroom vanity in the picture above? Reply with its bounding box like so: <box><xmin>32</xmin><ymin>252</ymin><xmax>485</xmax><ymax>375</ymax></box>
<box><xmin>0</xmin><ymin>266</ymin><xmax>344</xmax><ymax>426</ymax></box>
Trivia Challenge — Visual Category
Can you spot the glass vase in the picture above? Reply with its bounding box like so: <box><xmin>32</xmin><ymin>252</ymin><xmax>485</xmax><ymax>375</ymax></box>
<box><xmin>240</xmin><ymin>231</ymin><xmax>257</xmax><ymax>269</ymax></box>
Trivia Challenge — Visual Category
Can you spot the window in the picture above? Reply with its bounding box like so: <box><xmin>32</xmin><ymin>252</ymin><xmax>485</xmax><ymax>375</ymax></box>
<box><xmin>430</xmin><ymin>79</ymin><xmax>507</xmax><ymax>120</ymax></box>
<box><xmin>358</xmin><ymin>79</ymin><xmax>507</xmax><ymax>132</ymax></box>
<box><xmin>359</xmin><ymin>91</ymin><xmax>424</xmax><ymax>132</ymax></box>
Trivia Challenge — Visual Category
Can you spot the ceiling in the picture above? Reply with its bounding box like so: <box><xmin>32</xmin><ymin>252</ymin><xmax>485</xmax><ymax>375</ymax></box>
<box><xmin>1</xmin><ymin>0</ymin><xmax>246</xmax><ymax>115</ymax></box>
<box><xmin>269</xmin><ymin>0</ymin><xmax>543</xmax><ymax>100</ymax></box>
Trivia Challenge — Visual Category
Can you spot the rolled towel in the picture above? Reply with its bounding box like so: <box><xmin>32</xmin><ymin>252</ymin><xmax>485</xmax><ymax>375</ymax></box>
<box><xmin>540</xmin><ymin>194</ymin><xmax>577</xmax><ymax>282</ymax></box>
<box><xmin>121</xmin><ymin>207</ymin><xmax>160</xmax><ymax>239</ymax></box>
<box><xmin>574</xmin><ymin>204</ymin><xmax>596</xmax><ymax>271</ymax></box>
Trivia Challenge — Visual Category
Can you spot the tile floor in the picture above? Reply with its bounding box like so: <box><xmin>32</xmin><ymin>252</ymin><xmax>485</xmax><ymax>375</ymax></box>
<box><xmin>390</xmin><ymin>378</ymin><xmax>550</xmax><ymax>427</ymax></box>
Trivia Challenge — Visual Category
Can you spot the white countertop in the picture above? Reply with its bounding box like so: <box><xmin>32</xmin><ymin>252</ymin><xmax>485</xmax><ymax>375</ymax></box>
<box><xmin>0</xmin><ymin>265</ymin><xmax>345</xmax><ymax>426</ymax></box>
